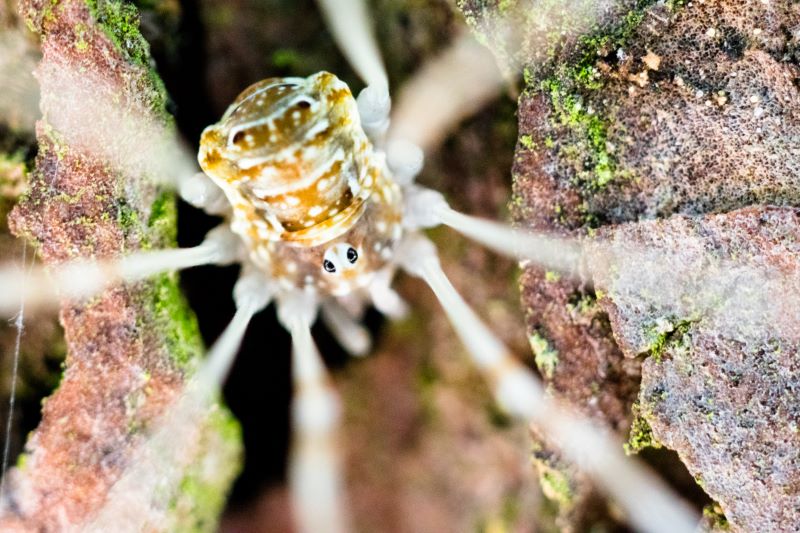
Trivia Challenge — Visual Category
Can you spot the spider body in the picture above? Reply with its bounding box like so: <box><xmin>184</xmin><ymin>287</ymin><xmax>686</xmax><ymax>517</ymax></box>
<box><xmin>198</xmin><ymin>71</ymin><xmax>403</xmax><ymax>296</ymax></box>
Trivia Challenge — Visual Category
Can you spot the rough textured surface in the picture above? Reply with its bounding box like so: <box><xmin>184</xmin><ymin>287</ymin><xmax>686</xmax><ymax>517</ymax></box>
<box><xmin>0</xmin><ymin>1</ymin><xmax>241</xmax><ymax>530</ymax></box>
<box><xmin>591</xmin><ymin>206</ymin><xmax>800</xmax><ymax>532</ymax></box>
<box><xmin>501</xmin><ymin>0</ymin><xmax>800</xmax><ymax>529</ymax></box>
<box><xmin>514</xmin><ymin>2</ymin><xmax>800</xmax><ymax>224</ymax></box>
<box><xmin>0</xmin><ymin>0</ymin><xmax>63</xmax><ymax>475</ymax></box>
<box><xmin>514</xmin><ymin>0</ymin><xmax>800</xmax><ymax>425</ymax></box>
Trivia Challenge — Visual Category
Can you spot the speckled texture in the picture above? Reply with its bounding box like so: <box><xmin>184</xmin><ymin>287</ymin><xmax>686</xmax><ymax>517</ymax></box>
<box><xmin>591</xmin><ymin>206</ymin><xmax>800</xmax><ymax>532</ymax></box>
<box><xmin>0</xmin><ymin>1</ymin><xmax>241</xmax><ymax>530</ymax></box>
<box><xmin>503</xmin><ymin>0</ymin><xmax>800</xmax><ymax>529</ymax></box>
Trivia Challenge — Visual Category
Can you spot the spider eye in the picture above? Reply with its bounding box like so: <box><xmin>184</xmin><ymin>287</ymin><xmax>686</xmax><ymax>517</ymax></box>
<box><xmin>346</xmin><ymin>247</ymin><xmax>358</xmax><ymax>264</ymax></box>
<box><xmin>323</xmin><ymin>259</ymin><xmax>336</xmax><ymax>273</ymax></box>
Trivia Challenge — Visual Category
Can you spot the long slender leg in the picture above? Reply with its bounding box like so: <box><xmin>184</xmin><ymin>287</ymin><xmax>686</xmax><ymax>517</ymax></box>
<box><xmin>403</xmin><ymin>185</ymin><xmax>584</xmax><ymax>276</ymax></box>
<box><xmin>314</xmin><ymin>0</ymin><xmax>387</xmax><ymax>90</ymax></box>
<box><xmin>388</xmin><ymin>34</ymin><xmax>503</xmax><ymax>157</ymax></box>
<box><xmin>277</xmin><ymin>290</ymin><xmax>351</xmax><ymax>533</ymax></box>
<box><xmin>396</xmin><ymin>232</ymin><xmax>698</xmax><ymax>533</ymax></box>
<box><xmin>384</xmin><ymin>35</ymin><xmax>502</xmax><ymax>184</ymax></box>
<box><xmin>314</xmin><ymin>0</ymin><xmax>391</xmax><ymax>141</ymax></box>
<box><xmin>0</xmin><ymin>224</ymin><xmax>242</xmax><ymax>315</ymax></box>
<box><xmin>321</xmin><ymin>299</ymin><xmax>371</xmax><ymax>357</ymax></box>
<box><xmin>367</xmin><ymin>267</ymin><xmax>409</xmax><ymax>319</ymax></box>
<box><xmin>178</xmin><ymin>172</ymin><xmax>230</xmax><ymax>216</ymax></box>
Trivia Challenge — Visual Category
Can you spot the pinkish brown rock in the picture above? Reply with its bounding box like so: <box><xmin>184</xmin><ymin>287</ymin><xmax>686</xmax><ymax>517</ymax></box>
<box><xmin>591</xmin><ymin>206</ymin><xmax>800</xmax><ymax>531</ymax></box>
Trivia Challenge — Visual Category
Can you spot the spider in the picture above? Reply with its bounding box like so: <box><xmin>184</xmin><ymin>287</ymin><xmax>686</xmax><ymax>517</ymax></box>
<box><xmin>0</xmin><ymin>1</ymin><xmax>700</xmax><ymax>531</ymax></box>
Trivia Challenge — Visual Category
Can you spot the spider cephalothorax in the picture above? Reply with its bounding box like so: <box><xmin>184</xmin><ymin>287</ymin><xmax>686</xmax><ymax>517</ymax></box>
<box><xmin>197</xmin><ymin>72</ymin><xmax>403</xmax><ymax>293</ymax></box>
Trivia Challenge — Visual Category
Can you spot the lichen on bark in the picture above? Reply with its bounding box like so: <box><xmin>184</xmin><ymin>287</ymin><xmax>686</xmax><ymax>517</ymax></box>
<box><xmin>0</xmin><ymin>1</ymin><xmax>241</xmax><ymax>530</ymax></box>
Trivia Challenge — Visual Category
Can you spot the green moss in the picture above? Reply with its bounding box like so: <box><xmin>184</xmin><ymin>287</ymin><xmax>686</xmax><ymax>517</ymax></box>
<box><xmin>87</xmin><ymin>0</ymin><xmax>149</xmax><ymax>66</ymax></box>
<box><xmin>15</xmin><ymin>452</ymin><xmax>29</xmax><ymax>471</ymax></box>
<box><xmin>643</xmin><ymin>317</ymin><xmax>694</xmax><ymax>361</ymax></box>
<box><xmin>540</xmin><ymin>468</ymin><xmax>573</xmax><ymax>507</ymax></box>
<box><xmin>529</xmin><ymin>332</ymin><xmax>558</xmax><ymax>379</ymax></box>
<box><xmin>74</xmin><ymin>22</ymin><xmax>89</xmax><ymax>51</ymax></box>
<box><xmin>702</xmin><ymin>503</ymin><xmax>730</xmax><ymax>531</ymax></box>
<box><xmin>625</xmin><ymin>404</ymin><xmax>661</xmax><ymax>454</ymax></box>
<box><xmin>544</xmin><ymin>270</ymin><xmax>561</xmax><ymax>283</ymax></box>
<box><xmin>147</xmin><ymin>190</ymin><xmax>177</xmax><ymax>245</ymax></box>
<box><xmin>170</xmin><ymin>407</ymin><xmax>243</xmax><ymax>532</ymax></box>
<box><xmin>116</xmin><ymin>200</ymin><xmax>141</xmax><ymax>239</ymax></box>
<box><xmin>541</xmin><ymin>78</ymin><xmax>616</xmax><ymax>190</ymax></box>
<box><xmin>567</xmin><ymin>292</ymin><xmax>597</xmax><ymax>315</ymax></box>
<box><xmin>145</xmin><ymin>272</ymin><xmax>204</xmax><ymax>368</ymax></box>
<box><xmin>519</xmin><ymin>134</ymin><xmax>535</xmax><ymax>149</ymax></box>
<box><xmin>594</xmin><ymin>288</ymin><xmax>605</xmax><ymax>300</ymax></box>
<box><xmin>665</xmin><ymin>0</ymin><xmax>688</xmax><ymax>10</ymax></box>
<box><xmin>525</xmin><ymin>2</ymin><xmax>662</xmax><ymax>193</ymax></box>
<box><xmin>522</xmin><ymin>67</ymin><xmax>533</xmax><ymax>87</ymax></box>
<box><xmin>86</xmin><ymin>0</ymin><xmax>170</xmax><ymax>119</ymax></box>
<box><xmin>497</xmin><ymin>0</ymin><xmax>517</xmax><ymax>14</ymax></box>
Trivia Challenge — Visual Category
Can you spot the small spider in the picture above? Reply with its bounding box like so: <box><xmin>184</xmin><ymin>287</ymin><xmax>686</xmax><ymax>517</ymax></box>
<box><xmin>197</xmin><ymin>73</ymin><xmax>404</xmax><ymax>300</ymax></box>
<box><xmin>168</xmin><ymin>2</ymin><xmax>696</xmax><ymax>530</ymax></box>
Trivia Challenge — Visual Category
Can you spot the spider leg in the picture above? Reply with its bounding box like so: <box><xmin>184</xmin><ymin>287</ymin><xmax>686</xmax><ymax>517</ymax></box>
<box><xmin>384</xmin><ymin>34</ymin><xmax>503</xmax><ymax>185</ymax></box>
<box><xmin>315</xmin><ymin>0</ymin><xmax>387</xmax><ymax>91</ymax></box>
<box><xmin>0</xmin><ymin>224</ymin><xmax>242</xmax><ymax>316</ymax></box>
<box><xmin>277</xmin><ymin>289</ymin><xmax>352</xmax><ymax>533</ymax></box>
<box><xmin>315</xmin><ymin>0</ymin><xmax>390</xmax><ymax>142</ymax></box>
<box><xmin>178</xmin><ymin>172</ymin><xmax>230</xmax><ymax>216</ymax></box>
<box><xmin>367</xmin><ymin>266</ymin><xmax>409</xmax><ymax>319</ymax></box>
<box><xmin>403</xmin><ymin>185</ymin><xmax>583</xmax><ymax>276</ymax></box>
<box><xmin>321</xmin><ymin>299</ymin><xmax>371</xmax><ymax>357</ymax></box>
<box><xmin>396</xmin><ymin>232</ymin><xmax>698</xmax><ymax>533</ymax></box>
<box><xmin>388</xmin><ymin>33</ymin><xmax>503</xmax><ymax>157</ymax></box>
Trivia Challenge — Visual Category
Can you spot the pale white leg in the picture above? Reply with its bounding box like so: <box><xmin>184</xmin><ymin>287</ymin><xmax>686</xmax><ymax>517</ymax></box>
<box><xmin>321</xmin><ymin>299</ymin><xmax>371</xmax><ymax>357</ymax></box>
<box><xmin>386</xmin><ymin>138</ymin><xmax>424</xmax><ymax>185</ymax></box>
<box><xmin>315</xmin><ymin>0</ymin><xmax>388</xmax><ymax>91</ymax></box>
<box><xmin>178</xmin><ymin>172</ymin><xmax>230</xmax><ymax>216</ymax></box>
<box><xmin>277</xmin><ymin>290</ymin><xmax>352</xmax><ymax>533</ymax></box>
<box><xmin>403</xmin><ymin>185</ymin><xmax>583</xmax><ymax>275</ymax></box>
<box><xmin>367</xmin><ymin>267</ymin><xmax>409</xmax><ymax>319</ymax></box>
<box><xmin>314</xmin><ymin>0</ymin><xmax>391</xmax><ymax>142</ymax></box>
<box><xmin>0</xmin><ymin>225</ymin><xmax>242</xmax><ymax>316</ymax></box>
<box><xmin>357</xmin><ymin>84</ymin><xmax>391</xmax><ymax>143</ymax></box>
<box><xmin>396</xmin><ymin>233</ymin><xmax>698</xmax><ymax>533</ymax></box>
<box><xmin>388</xmin><ymin>34</ymin><xmax>503</xmax><ymax>154</ymax></box>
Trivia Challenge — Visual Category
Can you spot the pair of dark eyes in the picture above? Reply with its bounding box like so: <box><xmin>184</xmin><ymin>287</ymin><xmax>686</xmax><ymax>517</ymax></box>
<box><xmin>323</xmin><ymin>247</ymin><xmax>358</xmax><ymax>273</ymax></box>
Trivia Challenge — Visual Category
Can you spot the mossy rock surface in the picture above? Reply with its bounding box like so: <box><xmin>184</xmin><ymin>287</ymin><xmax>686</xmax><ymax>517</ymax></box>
<box><xmin>591</xmin><ymin>206</ymin><xmax>800</xmax><ymax>531</ymax></box>
<box><xmin>459</xmin><ymin>0</ymin><xmax>800</xmax><ymax>530</ymax></box>
<box><xmin>0</xmin><ymin>1</ymin><xmax>241</xmax><ymax>531</ymax></box>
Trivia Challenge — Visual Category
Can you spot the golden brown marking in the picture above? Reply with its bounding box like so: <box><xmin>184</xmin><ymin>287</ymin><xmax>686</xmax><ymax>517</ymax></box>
<box><xmin>198</xmin><ymin>72</ymin><xmax>405</xmax><ymax>292</ymax></box>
